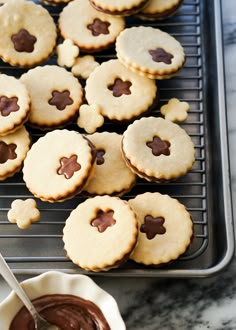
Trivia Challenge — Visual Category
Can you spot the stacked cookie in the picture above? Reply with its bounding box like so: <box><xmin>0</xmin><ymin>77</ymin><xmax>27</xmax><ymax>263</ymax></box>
<box><xmin>0</xmin><ymin>0</ymin><xmax>196</xmax><ymax>271</ymax></box>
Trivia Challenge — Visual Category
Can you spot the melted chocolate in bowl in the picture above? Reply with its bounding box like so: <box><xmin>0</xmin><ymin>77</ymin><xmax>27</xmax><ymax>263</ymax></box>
<box><xmin>10</xmin><ymin>294</ymin><xmax>110</xmax><ymax>330</ymax></box>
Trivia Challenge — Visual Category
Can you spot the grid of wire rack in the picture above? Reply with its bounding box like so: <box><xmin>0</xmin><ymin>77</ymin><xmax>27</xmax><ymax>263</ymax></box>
<box><xmin>0</xmin><ymin>0</ymin><xmax>209</xmax><ymax>274</ymax></box>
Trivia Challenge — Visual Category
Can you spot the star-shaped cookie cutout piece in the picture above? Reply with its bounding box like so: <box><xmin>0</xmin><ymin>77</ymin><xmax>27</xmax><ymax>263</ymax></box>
<box><xmin>0</xmin><ymin>96</ymin><xmax>20</xmax><ymax>117</ymax></box>
<box><xmin>48</xmin><ymin>90</ymin><xmax>74</xmax><ymax>110</ymax></box>
<box><xmin>148</xmin><ymin>48</ymin><xmax>173</xmax><ymax>64</ymax></box>
<box><xmin>146</xmin><ymin>136</ymin><xmax>171</xmax><ymax>156</ymax></box>
<box><xmin>91</xmin><ymin>209</ymin><xmax>116</xmax><ymax>233</ymax></box>
<box><xmin>57</xmin><ymin>155</ymin><xmax>81</xmax><ymax>179</ymax></box>
<box><xmin>140</xmin><ymin>215</ymin><xmax>166</xmax><ymax>240</ymax></box>
<box><xmin>11</xmin><ymin>29</ymin><xmax>37</xmax><ymax>53</ymax></box>
<box><xmin>0</xmin><ymin>141</ymin><xmax>17</xmax><ymax>164</ymax></box>
<box><xmin>72</xmin><ymin>55</ymin><xmax>100</xmax><ymax>79</ymax></box>
<box><xmin>160</xmin><ymin>98</ymin><xmax>190</xmax><ymax>122</ymax></box>
<box><xmin>7</xmin><ymin>199</ymin><xmax>40</xmax><ymax>229</ymax></box>
<box><xmin>77</xmin><ymin>104</ymin><xmax>104</xmax><ymax>134</ymax></box>
<box><xmin>57</xmin><ymin>39</ymin><xmax>80</xmax><ymax>68</ymax></box>
<box><xmin>108</xmin><ymin>78</ymin><xmax>132</xmax><ymax>97</ymax></box>
<box><xmin>87</xmin><ymin>18</ymin><xmax>110</xmax><ymax>36</ymax></box>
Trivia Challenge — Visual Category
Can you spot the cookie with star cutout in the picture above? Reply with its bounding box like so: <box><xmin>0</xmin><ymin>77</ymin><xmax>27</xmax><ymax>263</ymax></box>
<box><xmin>0</xmin><ymin>0</ymin><xmax>57</xmax><ymax>67</ymax></box>
<box><xmin>23</xmin><ymin>129</ymin><xmax>97</xmax><ymax>202</ymax></box>
<box><xmin>128</xmin><ymin>192</ymin><xmax>193</xmax><ymax>266</ymax></box>
<box><xmin>122</xmin><ymin>117</ymin><xmax>195</xmax><ymax>182</ymax></box>
<box><xmin>20</xmin><ymin>65</ymin><xmax>83</xmax><ymax>130</ymax></box>
<box><xmin>85</xmin><ymin>59</ymin><xmax>157</xmax><ymax>121</ymax></box>
<box><xmin>63</xmin><ymin>195</ymin><xmax>138</xmax><ymax>271</ymax></box>
<box><xmin>0</xmin><ymin>126</ymin><xmax>31</xmax><ymax>181</ymax></box>
<box><xmin>0</xmin><ymin>74</ymin><xmax>31</xmax><ymax>136</ymax></box>
<box><xmin>58</xmin><ymin>0</ymin><xmax>125</xmax><ymax>52</ymax></box>
<box><xmin>83</xmin><ymin>132</ymin><xmax>136</xmax><ymax>196</ymax></box>
<box><xmin>116</xmin><ymin>26</ymin><xmax>185</xmax><ymax>79</ymax></box>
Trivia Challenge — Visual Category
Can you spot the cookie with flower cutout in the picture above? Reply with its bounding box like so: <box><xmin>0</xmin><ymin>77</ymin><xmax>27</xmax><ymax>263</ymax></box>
<box><xmin>72</xmin><ymin>55</ymin><xmax>100</xmax><ymax>79</ymax></box>
<box><xmin>160</xmin><ymin>98</ymin><xmax>190</xmax><ymax>122</ymax></box>
<box><xmin>7</xmin><ymin>199</ymin><xmax>40</xmax><ymax>229</ymax></box>
<box><xmin>57</xmin><ymin>39</ymin><xmax>80</xmax><ymax>68</ymax></box>
<box><xmin>77</xmin><ymin>104</ymin><xmax>104</xmax><ymax>134</ymax></box>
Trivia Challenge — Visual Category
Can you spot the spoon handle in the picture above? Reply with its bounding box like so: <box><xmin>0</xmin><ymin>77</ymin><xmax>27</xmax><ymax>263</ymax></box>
<box><xmin>0</xmin><ymin>253</ymin><xmax>37</xmax><ymax>319</ymax></box>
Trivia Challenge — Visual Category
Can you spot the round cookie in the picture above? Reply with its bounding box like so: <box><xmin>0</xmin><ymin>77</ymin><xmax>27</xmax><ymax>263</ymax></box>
<box><xmin>85</xmin><ymin>59</ymin><xmax>157</xmax><ymax>121</ymax></box>
<box><xmin>83</xmin><ymin>132</ymin><xmax>136</xmax><ymax>196</ymax></box>
<box><xmin>122</xmin><ymin>117</ymin><xmax>195</xmax><ymax>182</ymax></box>
<box><xmin>0</xmin><ymin>126</ymin><xmax>31</xmax><ymax>181</ymax></box>
<box><xmin>0</xmin><ymin>0</ymin><xmax>57</xmax><ymax>67</ymax></box>
<box><xmin>59</xmin><ymin>0</ymin><xmax>125</xmax><ymax>52</ymax></box>
<box><xmin>23</xmin><ymin>129</ymin><xmax>96</xmax><ymax>202</ymax></box>
<box><xmin>116</xmin><ymin>26</ymin><xmax>185</xmax><ymax>79</ymax></box>
<box><xmin>128</xmin><ymin>192</ymin><xmax>193</xmax><ymax>265</ymax></box>
<box><xmin>63</xmin><ymin>195</ymin><xmax>138</xmax><ymax>271</ymax></box>
<box><xmin>138</xmin><ymin>0</ymin><xmax>183</xmax><ymax>20</ymax></box>
<box><xmin>20</xmin><ymin>65</ymin><xmax>83</xmax><ymax>129</ymax></box>
<box><xmin>0</xmin><ymin>74</ymin><xmax>30</xmax><ymax>136</ymax></box>
<box><xmin>89</xmin><ymin>0</ymin><xmax>149</xmax><ymax>16</ymax></box>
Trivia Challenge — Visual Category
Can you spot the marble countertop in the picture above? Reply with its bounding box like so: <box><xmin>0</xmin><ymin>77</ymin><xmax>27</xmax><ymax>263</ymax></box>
<box><xmin>1</xmin><ymin>1</ymin><xmax>236</xmax><ymax>329</ymax></box>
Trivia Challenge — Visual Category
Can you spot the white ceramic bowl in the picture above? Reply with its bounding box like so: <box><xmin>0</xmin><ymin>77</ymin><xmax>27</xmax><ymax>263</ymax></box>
<box><xmin>0</xmin><ymin>271</ymin><xmax>126</xmax><ymax>330</ymax></box>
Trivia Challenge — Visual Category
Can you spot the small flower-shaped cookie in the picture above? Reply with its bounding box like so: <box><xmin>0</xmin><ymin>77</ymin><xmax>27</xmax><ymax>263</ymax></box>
<box><xmin>72</xmin><ymin>55</ymin><xmax>100</xmax><ymax>79</ymax></box>
<box><xmin>57</xmin><ymin>39</ymin><xmax>79</xmax><ymax>68</ymax></box>
<box><xmin>7</xmin><ymin>199</ymin><xmax>40</xmax><ymax>229</ymax></box>
<box><xmin>160</xmin><ymin>98</ymin><xmax>190</xmax><ymax>122</ymax></box>
<box><xmin>77</xmin><ymin>104</ymin><xmax>104</xmax><ymax>134</ymax></box>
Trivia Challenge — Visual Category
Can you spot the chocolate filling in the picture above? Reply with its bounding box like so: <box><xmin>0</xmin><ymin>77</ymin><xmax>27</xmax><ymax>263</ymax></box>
<box><xmin>89</xmin><ymin>0</ymin><xmax>148</xmax><ymax>16</ymax></box>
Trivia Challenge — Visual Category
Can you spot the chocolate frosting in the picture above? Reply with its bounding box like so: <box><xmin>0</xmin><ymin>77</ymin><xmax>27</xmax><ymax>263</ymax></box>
<box><xmin>0</xmin><ymin>141</ymin><xmax>17</xmax><ymax>164</ymax></box>
<box><xmin>87</xmin><ymin>18</ymin><xmax>110</xmax><ymax>36</ymax></box>
<box><xmin>10</xmin><ymin>294</ymin><xmax>110</xmax><ymax>330</ymax></box>
<box><xmin>108</xmin><ymin>78</ymin><xmax>132</xmax><ymax>97</ymax></box>
<box><xmin>0</xmin><ymin>96</ymin><xmax>19</xmax><ymax>117</ymax></box>
<box><xmin>57</xmin><ymin>154</ymin><xmax>81</xmax><ymax>179</ymax></box>
<box><xmin>11</xmin><ymin>29</ymin><xmax>37</xmax><ymax>53</ymax></box>
<box><xmin>148</xmin><ymin>48</ymin><xmax>173</xmax><ymax>64</ymax></box>
<box><xmin>91</xmin><ymin>209</ymin><xmax>116</xmax><ymax>233</ymax></box>
<box><xmin>48</xmin><ymin>90</ymin><xmax>74</xmax><ymax>110</ymax></box>
<box><xmin>146</xmin><ymin>136</ymin><xmax>171</xmax><ymax>156</ymax></box>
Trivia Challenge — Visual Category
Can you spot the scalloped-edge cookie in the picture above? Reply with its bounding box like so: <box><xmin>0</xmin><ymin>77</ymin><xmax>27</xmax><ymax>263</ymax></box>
<box><xmin>23</xmin><ymin>129</ymin><xmax>97</xmax><ymax>202</ymax></box>
<box><xmin>77</xmin><ymin>104</ymin><xmax>104</xmax><ymax>134</ymax></box>
<box><xmin>138</xmin><ymin>0</ymin><xmax>183</xmax><ymax>20</ymax></box>
<box><xmin>83</xmin><ymin>132</ymin><xmax>136</xmax><ymax>196</ymax></box>
<box><xmin>7</xmin><ymin>198</ymin><xmax>40</xmax><ymax>229</ymax></box>
<box><xmin>72</xmin><ymin>55</ymin><xmax>100</xmax><ymax>79</ymax></box>
<box><xmin>85</xmin><ymin>59</ymin><xmax>157</xmax><ymax>121</ymax></box>
<box><xmin>89</xmin><ymin>0</ymin><xmax>149</xmax><ymax>16</ymax></box>
<box><xmin>59</xmin><ymin>0</ymin><xmax>125</xmax><ymax>52</ymax></box>
<box><xmin>20</xmin><ymin>65</ymin><xmax>83</xmax><ymax>130</ymax></box>
<box><xmin>0</xmin><ymin>126</ymin><xmax>31</xmax><ymax>181</ymax></box>
<box><xmin>160</xmin><ymin>98</ymin><xmax>190</xmax><ymax>122</ymax></box>
<box><xmin>128</xmin><ymin>192</ymin><xmax>193</xmax><ymax>266</ymax></box>
<box><xmin>116</xmin><ymin>26</ymin><xmax>185</xmax><ymax>79</ymax></box>
<box><xmin>122</xmin><ymin>117</ymin><xmax>195</xmax><ymax>182</ymax></box>
<box><xmin>0</xmin><ymin>74</ymin><xmax>31</xmax><ymax>136</ymax></box>
<box><xmin>0</xmin><ymin>0</ymin><xmax>57</xmax><ymax>67</ymax></box>
<box><xmin>63</xmin><ymin>195</ymin><xmax>138</xmax><ymax>271</ymax></box>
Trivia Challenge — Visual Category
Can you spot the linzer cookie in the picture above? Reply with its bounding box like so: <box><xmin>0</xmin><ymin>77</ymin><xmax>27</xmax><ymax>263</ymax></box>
<box><xmin>23</xmin><ymin>129</ymin><xmax>96</xmax><ymax>202</ymax></box>
<box><xmin>138</xmin><ymin>0</ymin><xmax>183</xmax><ymax>20</ymax></box>
<box><xmin>128</xmin><ymin>192</ymin><xmax>193</xmax><ymax>266</ymax></box>
<box><xmin>0</xmin><ymin>74</ymin><xmax>30</xmax><ymax>136</ymax></box>
<box><xmin>63</xmin><ymin>195</ymin><xmax>138</xmax><ymax>271</ymax></box>
<box><xmin>0</xmin><ymin>126</ymin><xmax>31</xmax><ymax>181</ymax></box>
<box><xmin>20</xmin><ymin>65</ymin><xmax>83</xmax><ymax>129</ymax></box>
<box><xmin>40</xmin><ymin>0</ymin><xmax>72</xmax><ymax>5</ymax></box>
<box><xmin>122</xmin><ymin>117</ymin><xmax>195</xmax><ymax>182</ymax></box>
<box><xmin>0</xmin><ymin>0</ymin><xmax>57</xmax><ymax>67</ymax></box>
<box><xmin>85</xmin><ymin>59</ymin><xmax>157</xmax><ymax>121</ymax></box>
<box><xmin>58</xmin><ymin>0</ymin><xmax>125</xmax><ymax>52</ymax></box>
<box><xmin>83</xmin><ymin>132</ymin><xmax>136</xmax><ymax>196</ymax></box>
<box><xmin>89</xmin><ymin>0</ymin><xmax>149</xmax><ymax>16</ymax></box>
<box><xmin>116</xmin><ymin>26</ymin><xmax>185</xmax><ymax>79</ymax></box>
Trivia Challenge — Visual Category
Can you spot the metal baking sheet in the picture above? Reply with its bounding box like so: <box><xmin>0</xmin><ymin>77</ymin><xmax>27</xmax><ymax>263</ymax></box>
<box><xmin>0</xmin><ymin>0</ymin><xmax>234</xmax><ymax>277</ymax></box>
